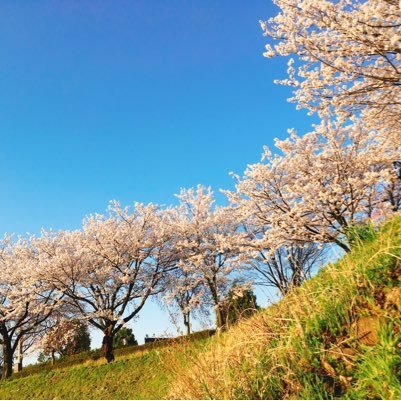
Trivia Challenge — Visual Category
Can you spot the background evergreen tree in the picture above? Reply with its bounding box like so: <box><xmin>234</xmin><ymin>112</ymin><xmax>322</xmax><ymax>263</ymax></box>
<box><xmin>63</xmin><ymin>322</ymin><xmax>91</xmax><ymax>356</ymax></box>
<box><xmin>37</xmin><ymin>352</ymin><xmax>48</xmax><ymax>364</ymax></box>
<box><xmin>225</xmin><ymin>286</ymin><xmax>259</xmax><ymax>326</ymax></box>
<box><xmin>113</xmin><ymin>327</ymin><xmax>138</xmax><ymax>348</ymax></box>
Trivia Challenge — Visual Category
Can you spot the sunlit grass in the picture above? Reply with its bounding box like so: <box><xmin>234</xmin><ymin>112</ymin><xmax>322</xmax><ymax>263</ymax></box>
<box><xmin>169</xmin><ymin>217</ymin><xmax>401</xmax><ymax>399</ymax></box>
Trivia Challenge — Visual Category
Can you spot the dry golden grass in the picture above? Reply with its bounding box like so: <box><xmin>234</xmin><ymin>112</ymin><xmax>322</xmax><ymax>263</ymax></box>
<box><xmin>167</xmin><ymin>218</ymin><xmax>401</xmax><ymax>399</ymax></box>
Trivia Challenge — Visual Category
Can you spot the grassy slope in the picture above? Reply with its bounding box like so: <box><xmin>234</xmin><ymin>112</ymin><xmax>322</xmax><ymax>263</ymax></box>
<box><xmin>1</xmin><ymin>350</ymin><xmax>167</xmax><ymax>400</ymax></box>
<box><xmin>1</xmin><ymin>217</ymin><xmax>401</xmax><ymax>399</ymax></box>
<box><xmin>0</xmin><ymin>337</ymin><xmax>211</xmax><ymax>400</ymax></box>
<box><xmin>170</xmin><ymin>217</ymin><xmax>401</xmax><ymax>399</ymax></box>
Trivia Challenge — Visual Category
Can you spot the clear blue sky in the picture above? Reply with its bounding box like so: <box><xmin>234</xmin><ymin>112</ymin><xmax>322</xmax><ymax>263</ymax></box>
<box><xmin>0</xmin><ymin>1</ymin><xmax>315</xmax><ymax>355</ymax></box>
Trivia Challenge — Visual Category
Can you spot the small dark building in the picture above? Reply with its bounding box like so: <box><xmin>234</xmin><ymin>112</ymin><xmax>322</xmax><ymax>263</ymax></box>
<box><xmin>144</xmin><ymin>334</ymin><xmax>165</xmax><ymax>344</ymax></box>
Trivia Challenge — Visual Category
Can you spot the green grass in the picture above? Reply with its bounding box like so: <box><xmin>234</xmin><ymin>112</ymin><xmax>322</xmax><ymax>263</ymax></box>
<box><xmin>0</xmin><ymin>350</ymin><xmax>168</xmax><ymax>399</ymax></box>
<box><xmin>0</xmin><ymin>335</ymin><xmax>212</xmax><ymax>400</ymax></box>
<box><xmin>2</xmin><ymin>217</ymin><xmax>401</xmax><ymax>399</ymax></box>
<box><xmin>12</xmin><ymin>329</ymin><xmax>215</xmax><ymax>380</ymax></box>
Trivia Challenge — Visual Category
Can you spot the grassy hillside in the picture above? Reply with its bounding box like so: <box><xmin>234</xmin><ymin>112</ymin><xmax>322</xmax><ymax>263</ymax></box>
<box><xmin>1</xmin><ymin>217</ymin><xmax>401</xmax><ymax>399</ymax></box>
<box><xmin>0</xmin><ymin>333</ymin><xmax>213</xmax><ymax>400</ymax></box>
<box><xmin>170</xmin><ymin>217</ymin><xmax>401</xmax><ymax>399</ymax></box>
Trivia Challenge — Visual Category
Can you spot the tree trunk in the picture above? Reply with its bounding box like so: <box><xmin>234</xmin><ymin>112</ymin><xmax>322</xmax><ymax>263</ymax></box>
<box><xmin>208</xmin><ymin>278</ymin><xmax>227</xmax><ymax>331</ymax></box>
<box><xmin>102</xmin><ymin>334</ymin><xmax>115</xmax><ymax>363</ymax></box>
<box><xmin>215</xmin><ymin>305</ymin><xmax>227</xmax><ymax>331</ymax></box>
<box><xmin>1</xmin><ymin>339</ymin><xmax>13</xmax><ymax>380</ymax></box>
<box><xmin>17</xmin><ymin>337</ymin><xmax>23</xmax><ymax>372</ymax></box>
<box><xmin>51</xmin><ymin>350</ymin><xmax>56</xmax><ymax>366</ymax></box>
<box><xmin>109</xmin><ymin>334</ymin><xmax>114</xmax><ymax>354</ymax></box>
<box><xmin>183</xmin><ymin>312</ymin><xmax>191</xmax><ymax>336</ymax></box>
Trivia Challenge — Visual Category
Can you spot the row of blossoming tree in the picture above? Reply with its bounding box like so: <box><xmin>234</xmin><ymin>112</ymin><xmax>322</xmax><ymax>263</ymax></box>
<box><xmin>1</xmin><ymin>0</ymin><xmax>400</xmax><ymax>380</ymax></box>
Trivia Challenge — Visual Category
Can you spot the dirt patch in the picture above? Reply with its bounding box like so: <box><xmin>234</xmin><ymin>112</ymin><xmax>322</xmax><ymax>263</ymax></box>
<box><xmin>354</xmin><ymin>316</ymin><xmax>386</xmax><ymax>346</ymax></box>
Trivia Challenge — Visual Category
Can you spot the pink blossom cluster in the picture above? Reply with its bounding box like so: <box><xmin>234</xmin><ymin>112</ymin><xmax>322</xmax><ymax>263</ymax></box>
<box><xmin>260</xmin><ymin>0</ymin><xmax>401</xmax><ymax>143</ymax></box>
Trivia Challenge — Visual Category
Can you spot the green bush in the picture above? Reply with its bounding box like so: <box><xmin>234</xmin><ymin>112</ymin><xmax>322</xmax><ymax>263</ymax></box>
<box><xmin>345</xmin><ymin>221</ymin><xmax>377</xmax><ymax>248</ymax></box>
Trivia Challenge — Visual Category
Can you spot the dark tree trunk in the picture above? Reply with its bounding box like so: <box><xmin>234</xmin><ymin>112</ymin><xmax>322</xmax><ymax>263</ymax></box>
<box><xmin>17</xmin><ymin>337</ymin><xmax>23</xmax><ymax>372</ymax></box>
<box><xmin>1</xmin><ymin>339</ymin><xmax>13</xmax><ymax>380</ymax></box>
<box><xmin>102</xmin><ymin>334</ymin><xmax>115</xmax><ymax>363</ymax></box>
<box><xmin>183</xmin><ymin>312</ymin><xmax>191</xmax><ymax>336</ymax></box>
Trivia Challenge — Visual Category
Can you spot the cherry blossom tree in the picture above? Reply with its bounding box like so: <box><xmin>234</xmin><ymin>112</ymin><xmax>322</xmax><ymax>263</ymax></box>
<box><xmin>238</xmin><ymin>212</ymin><xmax>326</xmax><ymax>296</ymax></box>
<box><xmin>248</xmin><ymin>241</ymin><xmax>325</xmax><ymax>296</ymax></box>
<box><xmin>261</xmin><ymin>0</ymin><xmax>401</xmax><ymax>142</ymax></box>
<box><xmin>383</xmin><ymin>166</ymin><xmax>401</xmax><ymax>211</ymax></box>
<box><xmin>41</xmin><ymin>319</ymin><xmax>80</xmax><ymax>364</ymax></box>
<box><xmin>0</xmin><ymin>236</ymin><xmax>57</xmax><ymax>379</ymax></box>
<box><xmin>227</xmin><ymin>118</ymin><xmax>401</xmax><ymax>255</ymax></box>
<box><xmin>41</xmin><ymin>319</ymin><xmax>90</xmax><ymax>364</ymax></box>
<box><xmin>161</xmin><ymin>267</ymin><xmax>209</xmax><ymax>335</ymax></box>
<box><xmin>35</xmin><ymin>202</ymin><xmax>178</xmax><ymax>346</ymax></box>
<box><xmin>172</xmin><ymin>186</ymin><xmax>250</xmax><ymax>329</ymax></box>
